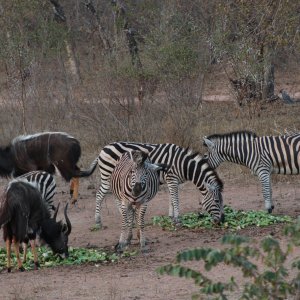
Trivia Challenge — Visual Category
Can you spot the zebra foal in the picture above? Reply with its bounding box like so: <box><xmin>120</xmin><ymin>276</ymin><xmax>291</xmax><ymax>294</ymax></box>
<box><xmin>17</xmin><ymin>171</ymin><xmax>57</xmax><ymax>212</ymax></box>
<box><xmin>203</xmin><ymin>130</ymin><xmax>300</xmax><ymax>212</ymax></box>
<box><xmin>95</xmin><ymin>142</ymin><xmax>224</xmax><ymax>228</ymax></box>
<box><xmin>111</xmin><ymin>150</ymin><xmax>166</xmax><ymax>252</ymax></box>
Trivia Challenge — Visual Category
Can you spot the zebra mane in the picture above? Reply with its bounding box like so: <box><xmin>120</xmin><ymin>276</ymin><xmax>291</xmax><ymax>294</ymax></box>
<box><xmin>213</xmin><ymin>173</ymin><xmax>224</xmax><ymax>192</ymax></box>
<box><xmin>181</xmin><ymin>146</ymin><xmax>203</xmax><ymax>162</ymax></box>
<box><xmin>206</xmin><ymin>130</ymin><xmax>257</xmax><ymax>140</ymax></box>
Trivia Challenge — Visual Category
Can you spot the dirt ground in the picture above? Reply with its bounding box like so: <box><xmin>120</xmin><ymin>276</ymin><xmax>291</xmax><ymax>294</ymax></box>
<box><xmin>0</xmin><ymin>171</ymin><xmax>300</xmax><ymax>300</ymax></box>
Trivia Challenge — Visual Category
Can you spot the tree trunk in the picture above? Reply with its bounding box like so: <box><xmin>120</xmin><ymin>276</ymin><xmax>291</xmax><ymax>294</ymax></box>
<box><xmin>263</xmin><ymin>62</ymin><xmax>275</xmax><ymax>100</ymax></box>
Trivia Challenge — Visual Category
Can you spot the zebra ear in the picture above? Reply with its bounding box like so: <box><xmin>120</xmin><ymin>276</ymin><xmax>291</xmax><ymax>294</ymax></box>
<box><xmin>203</xmin><ymin>138</ymin><xmax>214</xmax><ymax>149</ymax></box>
<box><xmin>204</xmin><ymin>182</ymin><xmax>217</xmax><ymax>191</ymax></box>
<box><xmin>131</xmin><ymin>150</ymin><xmax>148</xmax><ymax>165</ymax></box>
<box><xmin>145</xmin><ymin>162</ymin><xmax>163</xmax><ymax>172</ymax></box>
<box><xmin>140</xmin><ymin>151</ymin><xmax>148</xmax><ymax>163</ymax></box>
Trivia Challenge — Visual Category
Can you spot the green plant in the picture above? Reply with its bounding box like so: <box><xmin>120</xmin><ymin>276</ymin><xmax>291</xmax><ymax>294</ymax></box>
<box><xmin>157</xmin><ymin>218</ymin><xmax>300</xmax><ymax>300</ymax></box>
<box><xmin>152</xmin><ymin>206</ymin><xmax>292</xmax><ymax>231</ymax></box>
<box><xmin>0</xmin><ymin>246</ymin><xmax>124</xmax><ymax>271</ymax></box>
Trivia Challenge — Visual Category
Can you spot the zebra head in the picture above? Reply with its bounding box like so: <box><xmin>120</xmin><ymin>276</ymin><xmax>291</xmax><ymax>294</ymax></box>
<box><xmin>202</xmin><ymin>178</ymin><xmax>224</xmax><ymax>224</ymax></box>
<box><xmin>129</xmin><ymin>150</ymin><xmax>163</xmax><ymax>199</ymax></box>
<box><xmin>203</xmin><ymin>136</ymin><xmax>224</xmax><ymax>169</ymax></box>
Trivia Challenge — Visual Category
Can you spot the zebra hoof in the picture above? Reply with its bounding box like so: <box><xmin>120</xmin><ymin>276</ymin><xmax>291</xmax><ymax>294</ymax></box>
<box><xmin>171</xmin><ymin>217</ymin><xmax>182</xmax><ymax>227</ymax></box>
<box><xmin>19</xmin><ymin>266</ymin><xmax>25</xmax><ymax>272</ymax></box>
<box><xmin>268</xmin><ymin>208</ymin><xmax>273</xmax><ymax>214</ymax></box>
<box><xmin>114</xmin><ymin>243</ymin><xmax>124</xmax><ymax>253</ymax></box>
<box><xmin>7</xmin><ymin>267</ymin><xmax>11</xmax><ymax>273</ymax></box>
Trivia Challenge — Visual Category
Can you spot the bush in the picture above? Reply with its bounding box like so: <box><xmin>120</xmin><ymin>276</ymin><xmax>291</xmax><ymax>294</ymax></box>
<box><xmin>157</xmin><ymin>218</ymin><xmax>300</xmax><ymax>299</ymax></box>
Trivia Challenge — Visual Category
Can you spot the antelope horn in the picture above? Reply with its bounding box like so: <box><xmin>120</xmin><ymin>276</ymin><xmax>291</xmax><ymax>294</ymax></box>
<box><xmin>53</xmin><ymin>202</ymin><xmax>61</xmax><ymax>220</ymax></box>
<box><xmin>64</xmin><ymin>203</ymin><xmax>72</xmax><ymax>236</ymax></box>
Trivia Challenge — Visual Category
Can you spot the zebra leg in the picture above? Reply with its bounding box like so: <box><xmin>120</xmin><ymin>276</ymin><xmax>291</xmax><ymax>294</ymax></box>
<box><xmin>95</xmin><ymin>178</ymin><xmax>111</xmax><ymax>228</ymax></box>
<box><xmin>115</xmin><ymin>202</ymin><xmax>129</xmax><ymax>253</ymax></box>
<box><xmin>258</xmin><ymin>171</ymin><xmax>273</xmax><ymax>212</ymax></box>
<box><xmin>166</xmin><ymin>180</ymin><xmax>181</xmax><ymax>224</ymax></box>
<box><xmin>126</xmin><ymin>206</ymin><xmax>135</xmax><ymax>245</ymax></box>
<box><xmin>115</xmin><ymin>197</ymin><xmax>123</xmax><ymax>214</ymax></box>
<box><xmin>115</xmin><ymin>199</ymin><xmax>133</xmax><ymax>246</ymax></box>
<box><xmin>136</xmin><ymin>204</ymin><xmax>148</xmax><ymax>252</ymax></box>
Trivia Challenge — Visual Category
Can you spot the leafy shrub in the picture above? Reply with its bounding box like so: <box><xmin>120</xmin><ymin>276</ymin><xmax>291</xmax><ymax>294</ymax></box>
<box><xmin>152</xmin><ymin>206</ymin><xmax>292</xmax><ymax>231</ymax></box>
<box><xmin>157</xmin><ymin>218</ymin><xmax>300</xmax><ymax>300</ymax></box>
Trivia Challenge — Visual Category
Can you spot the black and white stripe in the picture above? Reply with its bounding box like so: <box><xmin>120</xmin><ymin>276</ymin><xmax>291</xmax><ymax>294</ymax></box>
<box><xmin>17</xmin><ymin>171</ymin><xmax>56</xmax><ymax>212</ymax></box>
<box><xmin>111</xmin><ymin>150</ymin><xmax>164</xmax><ymax>252</ymax></box>
<box><xmin>95</xmin><ymin>142</ymin><xmax>224</xmax><ymax>227</ymax></box>
<box><xmin>203</xmin><ymin>131</ymin><xmax>300</xmax><ymax>212</ymax></box>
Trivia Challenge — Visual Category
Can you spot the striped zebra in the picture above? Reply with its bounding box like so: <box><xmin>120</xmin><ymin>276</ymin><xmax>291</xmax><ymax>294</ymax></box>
<box><xmin>111</xmin><ymin>150</ymin><xmax>166</xmax><ymax>252</ymax></box>
<box><xmin>17</xmin><ymin>171</ymin><xmax>56</xmax><ymax>212</ymax></box>
<box><xmin>95</xmin><ymin>142</ymin><xmax>224</xmax><ymax>228</ymax></box>
<box><xmin>203</xmin><ymin>130</ymin><xmax>300</xmax><ymax>213</ymax></box>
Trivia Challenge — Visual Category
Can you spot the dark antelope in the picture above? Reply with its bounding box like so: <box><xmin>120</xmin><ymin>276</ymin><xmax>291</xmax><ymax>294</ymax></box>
<box><xmin>0</xmin><ymin>132</ymin><xmax>97</xmax><ymax>204</ymax></box>
<box><xmin>0</xmin><ymin>179</ymin><xmax>71</xmax><ymax>272</ymax></box>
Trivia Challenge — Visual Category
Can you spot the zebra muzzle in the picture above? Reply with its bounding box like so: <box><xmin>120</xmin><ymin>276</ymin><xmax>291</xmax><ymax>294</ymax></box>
<box><xmin>132</xmin><ymin>183</ymin><xmax>142</xmax><ymax>197</ymax></box>
<box><xmin>213</xmin><ymin>213</ymin><xmax>225</xmax><ymax>225</ymax></box>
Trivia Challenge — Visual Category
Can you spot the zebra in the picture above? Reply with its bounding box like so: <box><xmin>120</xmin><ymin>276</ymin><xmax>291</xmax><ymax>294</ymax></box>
<box><xmin>203</xmin><ymin>130</ymin><xmax>300</xmax><ymax>213</ymax></box>
<box><xmin>17</xmin><ymin>171</ymin><xmax>56</xmax><ymax>213</ymax></box>
<box><xmin>111</xmin><ymin>150</ymin><xmax>167</xmax><ymax>252</ymax></box>
<box><xmin>95</xmin><ymin>142</ymin><xmax>224</xmax><ymax>228</ymax></box>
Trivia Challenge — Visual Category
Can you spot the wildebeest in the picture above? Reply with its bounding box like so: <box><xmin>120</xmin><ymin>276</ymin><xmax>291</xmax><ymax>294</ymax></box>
<box><xmin>0</xmin><ymin>132</ymin><xmax>97</xmax><ymax>204</ymax></box>
<box><xmin>0</xmin><ymin>179</ymin><xmax>71</xmax><ymax>272</ymax></box>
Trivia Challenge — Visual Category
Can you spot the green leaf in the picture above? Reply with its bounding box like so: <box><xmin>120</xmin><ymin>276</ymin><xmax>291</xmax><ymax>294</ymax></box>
<box><xmin>0</xmin><ymin>246</ymin><xmax>125</xmax><ymax>271</ymax></box>
<box><xmin>152</xmin><ymin>206</ymin><xmax>292</xmax><ymax>231</ymax></box>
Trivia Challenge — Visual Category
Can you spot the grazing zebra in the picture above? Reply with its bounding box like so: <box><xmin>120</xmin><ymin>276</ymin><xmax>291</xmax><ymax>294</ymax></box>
<box><xmin>111</xmin><ymin>150</ymin><xmax>167</xmax><ymax>252</ymax></box>
<box><xmin>203</xmin><ymin>130</ymin><xmax>300</xmax><ymax>212</ymax></box>
<box><xmin>17</xmin><ymin>171</ymin><xmax>56</xmax><ymax>212</ymax></box>
<box><xmin>95</xmin><ymin>142</ymin><xmax>224</xmax><ymax>228</ymax></box>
